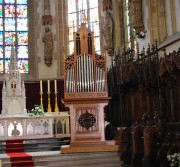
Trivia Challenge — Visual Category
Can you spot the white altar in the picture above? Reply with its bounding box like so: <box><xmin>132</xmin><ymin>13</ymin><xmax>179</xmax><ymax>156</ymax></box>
<box><xmin>0</xmin><ymin>44</ymin><xmax>70</xmax><ymax>141</ymax></box>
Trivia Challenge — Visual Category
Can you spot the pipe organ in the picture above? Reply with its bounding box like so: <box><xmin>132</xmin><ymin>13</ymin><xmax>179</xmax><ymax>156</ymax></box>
<box><xmin>63</xmin><ymin>24</ymin><xmax>110</xmax><ymax>147</ymax></box>
<box><xmin>64</xmin><ymin>25</ymin><xmax>108</xmax><ymax>99</ymax></box>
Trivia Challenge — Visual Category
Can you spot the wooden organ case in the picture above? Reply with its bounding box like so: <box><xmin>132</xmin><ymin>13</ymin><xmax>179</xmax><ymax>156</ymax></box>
<box><xmin>63</xmin><ymin>24</ymin><xmax>110</xmax><ymax>146</ymax></box>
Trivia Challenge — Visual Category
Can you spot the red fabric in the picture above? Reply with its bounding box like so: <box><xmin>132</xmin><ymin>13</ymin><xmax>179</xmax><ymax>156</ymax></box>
<box><xmin>6</xmin><ymin>140</ymin><xmax>34</xmax><ymax>167</ymax></box>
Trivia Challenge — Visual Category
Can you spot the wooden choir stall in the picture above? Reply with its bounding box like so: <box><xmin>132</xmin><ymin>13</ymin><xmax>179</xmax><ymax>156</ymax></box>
<box><xmin>61</xmin><ymin>24</ymin><xmax>118</xmax><ymax>153</ymax></box>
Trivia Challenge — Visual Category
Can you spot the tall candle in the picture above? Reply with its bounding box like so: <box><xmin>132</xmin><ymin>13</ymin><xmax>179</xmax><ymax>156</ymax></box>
<box><xmin>54</xmin><ymin>80</ymin><xmax>57</xmax><ymax>92</ymax></box>
<box><xmin>47</xmin><ymin>80</ymin><xmax>50</xmax><ymax>92</ymax></box>
<box><xmin>40</xmin><ymin>80</ymin><xmax>42</xmax><ymax>93</ymax></box>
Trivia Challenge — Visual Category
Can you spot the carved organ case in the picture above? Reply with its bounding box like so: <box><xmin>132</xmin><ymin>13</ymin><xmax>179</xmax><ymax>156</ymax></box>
<box><xmin>64</xmin><ymin>24</ymin><xmax>110</xmax><ymax>145</ymax></box>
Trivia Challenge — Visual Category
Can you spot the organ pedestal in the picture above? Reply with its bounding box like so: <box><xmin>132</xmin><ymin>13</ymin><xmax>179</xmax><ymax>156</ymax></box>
<box><xmin>62</xmin><ymin>24</ymin><xmax>110</xmax><ymax>147</ymax></box>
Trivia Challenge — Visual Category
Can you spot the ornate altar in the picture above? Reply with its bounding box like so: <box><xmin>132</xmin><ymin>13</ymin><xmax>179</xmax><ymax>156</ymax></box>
<box><xmin>63</xmin><ymin>24</ymin><xmax>110</xmax><ymax>147</ymax></box>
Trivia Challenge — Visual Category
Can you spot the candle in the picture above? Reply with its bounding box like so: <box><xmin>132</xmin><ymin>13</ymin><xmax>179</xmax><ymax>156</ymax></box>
<box><xmin>54</xmin><ymin>80</ymin><xmax>57</xmax><ymax>92</ymax></box>
<box><xmin>40</xmin><ymin>80</ymin><xmax>42</xmax><ymax>93</ymax></box>
<box><xmin>47</xmin><ymin>80</ymin><xmax>50</xmax><ymax>92</ymax></box>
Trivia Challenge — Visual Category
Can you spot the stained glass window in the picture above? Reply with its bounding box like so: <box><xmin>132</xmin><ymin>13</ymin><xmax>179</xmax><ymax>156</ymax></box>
<box><xmin>0</xmin><ymin>0</ymin><xmax>28</xmax><ymax>73</ymax></box>
<box><xmin>68</xmin><ymin>0</ymin><xmax>100</xmax><ymax>55</ymax></box>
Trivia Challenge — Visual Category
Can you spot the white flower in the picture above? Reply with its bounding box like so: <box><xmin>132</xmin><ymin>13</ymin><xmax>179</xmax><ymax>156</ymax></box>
<box><xmin>30</xmin><ymin>105</ymin><xmax>44</xmax><ymax>117</ymax></box>
<box><xmin>167</xmin><ymin>153</ymin><xmax>180</xmax><ymax>167</ymax></box>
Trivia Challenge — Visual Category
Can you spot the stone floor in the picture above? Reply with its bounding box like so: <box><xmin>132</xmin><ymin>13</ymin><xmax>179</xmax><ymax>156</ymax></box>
<box><xmin>0</xmin><ymin>150</ymin><xmax>132</xmax><ymax>167</ymax></box>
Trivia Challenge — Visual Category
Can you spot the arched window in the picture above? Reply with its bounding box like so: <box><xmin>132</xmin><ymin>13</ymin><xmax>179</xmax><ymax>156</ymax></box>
<box><xmin>0</xmin><ymin>0</ymin><xmax>28</xmax><ymax>73</ymax></box>
<box><xmin>68</xmin><ymin>0</ymin><xmax>100</xmax><ymax>55</ymax></box>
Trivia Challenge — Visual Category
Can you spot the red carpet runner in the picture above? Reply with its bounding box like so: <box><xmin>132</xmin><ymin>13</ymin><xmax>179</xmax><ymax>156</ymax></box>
<box><xmin>6</xmin><ymin>139</ymin><xmax>34</xmax><ymax>167</ymax></box>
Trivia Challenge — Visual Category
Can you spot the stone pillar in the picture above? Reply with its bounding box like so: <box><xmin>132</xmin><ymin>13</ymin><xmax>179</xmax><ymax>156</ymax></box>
<box><xmin>149</xmin><ymin>0</ymin><xmax>167</xmax><ymax>44</ymax></box>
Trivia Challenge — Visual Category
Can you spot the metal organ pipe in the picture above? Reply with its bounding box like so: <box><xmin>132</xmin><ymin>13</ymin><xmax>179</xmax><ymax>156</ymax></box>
<box><xmin>90</xmin><ymin>57</ymin><xmax>94</xmax><ymax>92</ymax></box>
<box><xmin>89</xmin><ymin>56</ymin><xmax>92</xmax><ymax>92</ymax></box>
<box><xmin>76</xmin><ymin>59</ymin><xmax>79</xmax><ymax>92</ymax></box>
<box><xmin>66</xmin><ymin>70</ymin><xmax>69</xmax><ymax>92</ymax></box>
<box><xmin>65</xmin><ymin>54</ymin><xmax>106</xmax><ymax>93</ymax></box>
<box><xmin>81</xmin><ymin>56</ymin><xmax>84</xmax><ymax>91</ymax></box>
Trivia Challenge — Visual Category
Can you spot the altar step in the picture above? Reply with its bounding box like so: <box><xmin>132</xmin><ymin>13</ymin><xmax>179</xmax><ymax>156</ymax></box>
<box><xmin>0</xmin><ymin>150</ymin><xmax>127</xmax><ymax>167</ymax></box>
<box><xmin>0</xmin><ymin>137</ymin><xmax>70</xmax><ymax>154</ymax></box>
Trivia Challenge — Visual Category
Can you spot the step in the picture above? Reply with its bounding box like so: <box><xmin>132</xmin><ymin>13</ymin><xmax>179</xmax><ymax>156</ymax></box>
<box><xmin>33</xmin><ymin>153</ymin><xmax>120</xmax><ymax>161</ymax></box>
<box><xmin>0</xmin><ymin>137</ymin><xmax>70</xmax><ymax>153</ymax></box>
<box><xmin>1</xmin><ymin>151</ymin><xmax>124</xmax><ymax>167</ymax></box>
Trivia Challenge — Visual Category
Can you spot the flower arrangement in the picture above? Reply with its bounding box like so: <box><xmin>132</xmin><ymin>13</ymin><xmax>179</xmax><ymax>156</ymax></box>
<box><xmin>167</xmin><ymin>153</ymin><xmax>180</xmax><ymax>167</ymax></box>
<box><xmin>29</xmin><ymin>105</ymin><xmax>44</xmax><ymax>117</ymax></box>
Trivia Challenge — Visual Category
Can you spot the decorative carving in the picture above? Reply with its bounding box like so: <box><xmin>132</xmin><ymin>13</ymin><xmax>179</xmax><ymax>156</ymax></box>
<box><xmin>65</xmin><ymin>55</ymin><xmax>75</xmax><ymax>71</ymax></box>
<box><xmin>42</xmin><ymin>0</ymin><xmax>52</xmax><ymax>26</ymax></box>
<box><xmin>78</xmin><ymin>111</ymin><xmax>96</xmax><ymax>131</ymax></box>
<box><xmin>65</xmin><ymin>92</ymin><xmax>108</xmax><ymax>99</ymax></box>
<box><xmin>102</xmin><ymin>0</ymin><xmax>112</xmax><ymax>11</ymax></box>
<box><xmin>96</xmin><ymin>92</ymin><xmax>108</xmax><ymax>97</ymax></box>
<box><xmin>42</xmin><ymin>15</ymin><xmax>52</xmax><ymax>26</ymax></box>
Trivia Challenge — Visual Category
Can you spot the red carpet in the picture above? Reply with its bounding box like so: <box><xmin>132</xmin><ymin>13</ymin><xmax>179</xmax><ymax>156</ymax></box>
<box><xmin>6</xmin><ymin>139</ymin><xmax>34</xmax><ymax>167</ymax></box>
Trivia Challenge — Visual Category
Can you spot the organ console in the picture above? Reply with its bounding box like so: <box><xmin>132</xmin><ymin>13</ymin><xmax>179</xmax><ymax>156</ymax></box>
<box><xmin>63</xmin><ymin>23</ymin><xmax>111</xmax><ymax>148</ymax></box>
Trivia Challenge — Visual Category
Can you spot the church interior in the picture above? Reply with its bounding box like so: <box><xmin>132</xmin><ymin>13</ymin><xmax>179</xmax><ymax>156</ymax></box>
<box><xmin>0</xmin><ymin>0</ymin><xmax>180</xmax><ymax>167</ymax></box>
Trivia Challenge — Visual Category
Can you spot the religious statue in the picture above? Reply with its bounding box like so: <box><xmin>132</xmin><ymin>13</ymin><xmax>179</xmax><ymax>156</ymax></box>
<box><xmin>11</xmin><ymin>124</ymin><xmax>20</xmax><ymax>136</ymax></box>
<box><xmin>101</xmin><ymin>10</ymin><xmax>114</xmax><ymax>55</ymax></box>
<box><xmin>42</xmin><ymin>27</ymin><xmax>53</xmax><ymax>67</ymax></box>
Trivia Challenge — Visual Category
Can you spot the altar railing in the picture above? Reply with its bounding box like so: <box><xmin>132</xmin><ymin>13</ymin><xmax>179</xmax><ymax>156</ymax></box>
<box><xmin>0</xmin><ymin>112</ymin><xmax>70</xmax><ymax>140</ymax></box>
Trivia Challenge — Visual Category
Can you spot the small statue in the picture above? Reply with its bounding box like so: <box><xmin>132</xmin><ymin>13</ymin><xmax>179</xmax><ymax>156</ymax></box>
<box><xmin>11</xmin><ymin>124</ymin><xmax>20</xmax><ymax>136</ymax></box>
<box><xmin>42</xmin><ymin>27</ymin><xmax>53</xmax><ymax>67</ymax></box>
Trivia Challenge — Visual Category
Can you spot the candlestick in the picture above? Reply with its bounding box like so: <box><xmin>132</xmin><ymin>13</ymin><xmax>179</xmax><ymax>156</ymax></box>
<box><xmin>47</xmin><ymin>80</ymin><xmax>50</xmax><ymax>92</ymax></box>
<box><xmin>40</xmin><ymin>80</ymin><xmax>43</xmax><ymax>93</ymax></box>
<box><xmin>40</xmin><ymin>92</ymin><xmax>43</xmax><ymax>109</ymax></box>
<box><xmin>54</xmin><ymin>80</ymin><xmax>57</xmax><ymax>92</ymax></box>
<box><xmin>47</xmin><ymin>92</ymin><xmax>52</xmax><ymax>112</ymax></box>
<box><xmin>54</xmin><ymin>92</ymin><xmax>59</xmax><ymax>112</ymax></box>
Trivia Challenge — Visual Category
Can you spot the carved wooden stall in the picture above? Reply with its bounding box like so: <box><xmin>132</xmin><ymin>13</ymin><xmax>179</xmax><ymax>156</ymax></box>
<box><xmin>62</xmin><ymin>24</ymin><xmax>111</xmax><ymax>149</ymax></box>
<box><xmin>108</xmin><ymin>44</ymin><xmax>180</xmax><ymax>166</ymax></box>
